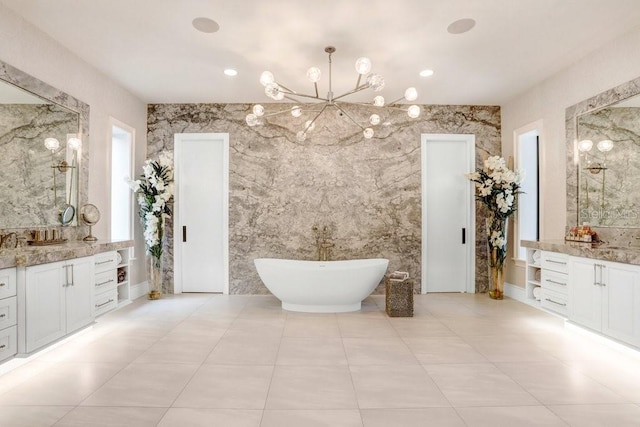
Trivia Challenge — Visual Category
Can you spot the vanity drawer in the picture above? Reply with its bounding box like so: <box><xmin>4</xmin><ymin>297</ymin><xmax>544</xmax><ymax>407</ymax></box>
<box><xmin>541</xmin><ymin>288</ymin><xmax>568</xmax><ymax>317</ymax></box>
<box><xmin>95</xmin><ymin>251</ymin><xmax>118</xmax><ymax>274</ymax></box>
<box><xmin>94</xmin><ymin>289</ymin><xmax>117</xmax><ymax>317</ymax></box>
<box><xmin>0</xmin><ymin>268</ymin><xmax>17</xmax><ymax>299</ymax></box>
<box><xmin>540</xmin><ymin>270</ymin><xmax>569</xmax><ymax>296</ymax></box>
<box><xmin>0</xmin><ymin>296</ymin><xmax>17</xmax><ymax>330</ymax></box>
<box><xmin>541</xmin><ymin>252</ymin><xmax>569</xmax><ymax>274</ymax></box>
<box><xmin>95</xmin><ymin>270</ymin><xmax>117</xmax><ymax>293</ymax></box>
<box><xmin>0</xmin><ymin>325</ymin><xmax>17</xmax><ymax>362</ymax></box>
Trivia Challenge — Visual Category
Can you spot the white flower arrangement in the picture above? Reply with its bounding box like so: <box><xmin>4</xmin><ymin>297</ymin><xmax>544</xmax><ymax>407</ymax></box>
<box><xmin>467</xmin><ymin>155</ymin><xmax>523</xmax><ymax>269</ymax></box>
<box><xmin>128</xmin><ymin>152</ymin><xmax>174</xmax><ymax>265</ymax></box>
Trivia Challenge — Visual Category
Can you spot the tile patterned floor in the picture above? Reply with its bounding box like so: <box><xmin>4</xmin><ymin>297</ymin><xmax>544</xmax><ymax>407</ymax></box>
<box><xmin>1</xmin><ymin>293</ymin><xmax>640</xmax><ymax>426</ymax></box>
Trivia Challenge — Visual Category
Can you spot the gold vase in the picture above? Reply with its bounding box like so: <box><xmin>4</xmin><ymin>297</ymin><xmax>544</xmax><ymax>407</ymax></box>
<box><xmin>147</xmin><ymin>257</ymin><xmax>162</xmax><ymax>300</ymax></box>
<box><xmin>486</xmin><ymin>214</ymin><xmax>508</xmax><ymax>300</ymax></box>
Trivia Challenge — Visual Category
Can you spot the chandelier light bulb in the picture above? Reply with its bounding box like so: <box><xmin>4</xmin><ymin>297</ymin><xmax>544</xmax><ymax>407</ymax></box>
<box><xmin>252</xmin><ymin>104</ymin><xmax>265</xmax><ymax>117</ymax></box>
<box><xmin>265</xmin><ymin>82</ymin><xmax>281</xmax><ymax>99</ymax></box>
<box><xmin>306</xmin><ymin>67</ymin><xmax>321</xmax><ymax>83</ymax></box>
<box><xmin>373</xmin><ymin>96</ymin><xmax>385</xmax><ymax>107</ymax></box>
<box><xmin>407</xmin><ymin>105</ymin><xmax>421</xmax><ymax>118</ymax></box>
<box><xmin>260</xmin><ymin>71</ymin><xmax>275</xmax><ymax>86</ymax></box>
<box><xmin>355</xmin><ymin>57</ymin><xmax>372</xmax><ymax>75</ymax></box>
<box><xmin>291</xmin><ymin>106</ymin><xmax>302</xmax><ymax>117</ymax></box>
<box><xmin>366</xmin><ymin>73</ymin><xmax>385</xmax><ymax>92</ymax></box>
<box><xmin>67</xmin><ymin>136</ymin><xmax>82</xmax><ymax>150</ymax></box>
<box><xmin>44</xmin><ymin>137</ymin><xmax>60</xmax><ymax>151</ymax></box>
<box><xmin>577</xmin><ymin>139</ymin><xmax>593</xmax><ymax>152</ymax></box>
<box><xmin>273</xmin><ymin>91</ymin><xmax>285</xmax><ymax>101</ymax></box>
<box><xmin>363</xmin><ymin>128</ymin><xmax>374</xmax><ymax>139</ymax></box>
<box><xmin>597</xmin><ymin>139</ymin><xmax>614</xmax><ymax>152</ymax></box>
<box><xmin>296</xmin><ymin>131</ymin><xmax>307</xmax><ymax>142</ymax></box>
<box><xmin>245</xmin><ymin>113</ymin><xmax>259</xmax><ymax>126</ymax></box>
<box><xmin>404</xmin><ymin>87</ymin><xmax>418</xmax><ymax>101</ymax></box>
<box><xmin>369</xmin><ymin>114</ymin><xmax>381</xmax><ymax>126</ymax></box>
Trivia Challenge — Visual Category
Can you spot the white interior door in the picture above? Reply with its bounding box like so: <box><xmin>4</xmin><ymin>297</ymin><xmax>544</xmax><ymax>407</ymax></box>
<box><xmin>422</xmin><ymin>134</ymin><xmax>475</xmax><ymax>293</ymax></box>
<box><xmin>174</xmin><ymin>133</ymin><xmax>229</xmax><ymax>293</ymax></box>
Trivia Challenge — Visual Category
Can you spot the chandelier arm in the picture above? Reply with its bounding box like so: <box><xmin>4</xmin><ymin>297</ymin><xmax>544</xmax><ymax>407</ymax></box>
<box><xmin>387</xmin><ymin>96</ymin><xmax>407</xmax><ymax>104</ymax></box>
<box><xmin>281</xmin><ymin>92</ymin><xmax>329</xmax><ymax>102</ymax></box>
<box><xmin>314</xmin><ymin>82</ymin><xmax>319</xmax><ymax>98</ymax></box>
<box><xmin>303</xmin><ymin>104</ymin><xmax>329</xmax><ymax>133</ymax></box>
<box><xmin>260</xmin><ymin>108</ymin><xmax>299</xmax><ymax>119</ymax></box>
<box><xmin>276</xmin><ymin>83</ymin><xmax>298</xmax><ymax>95</ymax></box>
<box><xmin>354</xmin><ymin>74</ymin><xmax>362</xmax><ymax>91</ymax></box>
<box><xmin>331</xmin><ymin>84</ymin><xmax>370</xmax><ymax>102</ymax></box>
<box><xmin>333</xmin><ymin>104</ymin><xmax>365</xmax><ymax>130</ymax></box>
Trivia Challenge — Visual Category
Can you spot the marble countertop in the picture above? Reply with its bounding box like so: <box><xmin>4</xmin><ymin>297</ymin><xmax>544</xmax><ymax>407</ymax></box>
<box><xmin>522</xmin><ymin>239</ymin><xmax>640</xmax><ymax>266</ymax></box>
<box><xmin>0</xmin><ymin>239</ymin><xmax>134</xmax><ymax>269</ymax></box>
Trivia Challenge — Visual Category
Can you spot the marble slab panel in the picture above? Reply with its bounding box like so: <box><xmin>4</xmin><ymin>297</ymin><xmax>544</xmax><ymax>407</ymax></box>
<box><xmin>522</xmin><ymin>239</ymin><xmax>640</xmax><ymax>266</ymax></box>
<box><xmin>147</xmin><ymin>103</ymin><xmax>501</xmax><ymax>294</ymax></box>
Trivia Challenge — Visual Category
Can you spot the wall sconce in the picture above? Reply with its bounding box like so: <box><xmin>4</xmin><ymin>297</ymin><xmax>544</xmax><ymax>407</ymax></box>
<box><xmin>578</xmin><ymin>138</ymin><xmax>613</xmax><ymax>174</ymax></box>
<box><xmin>43</xmin><ymin>136</ymin><xmax>82</xmax><ymax>207</ymax></box>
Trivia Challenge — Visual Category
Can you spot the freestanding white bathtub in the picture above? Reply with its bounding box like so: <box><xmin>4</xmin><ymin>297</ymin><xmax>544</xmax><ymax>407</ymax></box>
<box><xmin>254</xmin><ymin>258</ymin><xmax>389</xmax><ymax>313</ymax></box>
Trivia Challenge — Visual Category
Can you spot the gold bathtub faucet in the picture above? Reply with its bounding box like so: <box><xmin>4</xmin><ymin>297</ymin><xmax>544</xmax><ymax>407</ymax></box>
<box><xmin>312</xmin><ymin>225</ymin><xmax>334</xmax><ymax>261</ymax></box>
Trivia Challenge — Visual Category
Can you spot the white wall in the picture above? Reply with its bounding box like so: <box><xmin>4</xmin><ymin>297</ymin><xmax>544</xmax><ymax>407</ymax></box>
<box><xmin>0</xmin><ymin>4</ymin><xmax>148</xmax><ymax>286</ymax></box>
<box><xmin>502</xmin><ymin>26</ymin><xmax>640</xmax><ymax>287</ymax></box>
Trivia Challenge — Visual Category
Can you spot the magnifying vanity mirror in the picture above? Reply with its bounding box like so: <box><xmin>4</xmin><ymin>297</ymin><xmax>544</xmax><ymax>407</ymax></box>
<box><xmin>567</xmin><ymin>75</ymin><xmax>640</xmax><ymax>229</ymax></box>
<box><xmin>0</xmin><ymin>59</ymin><xmax>89</xmax><ymax>230</ymax></box>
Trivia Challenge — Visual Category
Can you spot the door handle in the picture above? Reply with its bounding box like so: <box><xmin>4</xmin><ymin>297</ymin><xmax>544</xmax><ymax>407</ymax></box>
<box><xmin>183</xmin><ymin>226</ymin><xmax>187</xmax><ymax>242</ymax></box>
<box><xmin>462</xmin><ymin>228</ymin><xmax>466</xmax><ymax>244</ymax></box>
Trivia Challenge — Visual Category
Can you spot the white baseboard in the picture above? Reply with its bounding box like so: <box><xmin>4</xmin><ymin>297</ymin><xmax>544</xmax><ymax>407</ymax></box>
<box><xmin>504</xmin><ymin>282</ymin><xmax>527</xmax><ymax>303</ymax></box>
<box><xmin>130</xmin><ymin>281</ymin><xmax>149</xmax><ymax>300</ymax></box>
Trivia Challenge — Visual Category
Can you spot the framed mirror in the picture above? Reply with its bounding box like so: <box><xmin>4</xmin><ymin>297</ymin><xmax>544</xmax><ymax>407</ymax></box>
<box><xmin>0</xmin><ymin>59</ymin><xmax>89</xmax><ymax>229</ymax></box>
<box><xmin>566</xmin><ymin>75</ymin><xmax>640</xmax><ymax>229</ymax></box>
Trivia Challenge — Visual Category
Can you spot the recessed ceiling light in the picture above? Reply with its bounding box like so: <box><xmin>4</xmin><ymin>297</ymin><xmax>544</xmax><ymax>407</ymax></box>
<box><xmin>420</xmin><ymin>69</ymin><xmax>434</xmax><ymax>77</ymax></box>
<box><xmin>447</xmin><ymin>18</ymin><xmax>476</xmax><ymax>34</ymax></box>
<box><xmin>192</xmin><ymin>17</ymin><xmax>220</xmax><ymax>33</ymax></box>
<box><xmin>224</xmin><ymin>68</ymin><xmax>238</xmax><ymax>77</ymax></box>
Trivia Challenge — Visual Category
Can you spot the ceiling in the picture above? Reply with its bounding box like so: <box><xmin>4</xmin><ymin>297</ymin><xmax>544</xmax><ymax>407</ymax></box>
<box><xmin>2</xmin><ymin>0</ymin><xmax>640</xmax><ymax>105</ymax></box>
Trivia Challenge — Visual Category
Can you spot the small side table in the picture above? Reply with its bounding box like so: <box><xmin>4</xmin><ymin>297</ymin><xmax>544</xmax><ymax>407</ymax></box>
<box><xmin>385</xmin><ymin>277</ymin><xmax>414</xmax><ymax>317</ymax></box>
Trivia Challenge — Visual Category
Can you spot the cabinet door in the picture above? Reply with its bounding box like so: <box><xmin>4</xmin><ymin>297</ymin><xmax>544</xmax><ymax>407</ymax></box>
<box><xmin>602</xmin><ymin>262</ymin><xmax>640</xmax><ymax>346</ymax></box>
<box><xmin>25</xmin><ymin>261</ymin><xmax>66</xmax><ymax>353</ymax></box>
<box><xmin>569</xmin><ymin>257</ymin><xmax>602</xmax><ymax>331</ymax></box>
<box><xmin>66</xmin><ymin>256</ymin><xmax>95</xmax><ymax>333</ymax></box>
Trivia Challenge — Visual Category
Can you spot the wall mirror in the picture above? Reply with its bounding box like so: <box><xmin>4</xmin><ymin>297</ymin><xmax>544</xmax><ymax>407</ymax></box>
<box><xmin>0</xmin><ymin>59</ymin><xmax>89</xmax><ymax>229</ymax></box>
<box><xmin>566</xmin><ymin>75</ymin><xmax>640</xmax><ymax>229</ymax></box>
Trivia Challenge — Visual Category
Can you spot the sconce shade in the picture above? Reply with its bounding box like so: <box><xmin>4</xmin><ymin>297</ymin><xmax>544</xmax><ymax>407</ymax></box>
<box><xmin>44</xmin><ymin>137</ymin><xmax>60</xmax><ymax>151</ymax></box>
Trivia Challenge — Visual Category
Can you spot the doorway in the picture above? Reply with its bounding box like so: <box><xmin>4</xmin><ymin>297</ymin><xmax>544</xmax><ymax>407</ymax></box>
<box><xmin>174</xmin><ymin>133</ymin><xmax>229</xmax><ymax>293</ymax></box>
<box><xmin>421</xmin><ymin>134</ymin><xmax>475</xmax><ymax>293</ymax></box>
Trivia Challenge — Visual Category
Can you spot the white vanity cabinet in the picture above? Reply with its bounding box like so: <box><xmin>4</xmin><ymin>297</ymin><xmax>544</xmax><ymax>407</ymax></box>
<box><xmin>24</xmin><ymin>256</ymin><xmax>95</xmax><ymax>353</ymax></box>
<box><xmin>569</xmin><ymin>257</ymin><xmax>640</xmax><ymax>347</ymax></box>
<box><xmin>540</xmin><ymin>252</ymin><xmax>569</xmax><ymax>316</ymax></box>
<box><xmin>0</xmin><ymin>267</ymin><xmax>17</xmax><ymax>362</ymax></box>
<box><xmin>94</xmin><ymin>251</ymin><xmax>118</xmax><ymax>316</ymax></box>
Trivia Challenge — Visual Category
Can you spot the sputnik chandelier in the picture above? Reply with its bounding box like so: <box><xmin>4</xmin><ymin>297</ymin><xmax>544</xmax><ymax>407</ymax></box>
<box><xmin>245</xmin><ymin>46</ymin><xmax>421</xmax><ymax>141</ymax></box>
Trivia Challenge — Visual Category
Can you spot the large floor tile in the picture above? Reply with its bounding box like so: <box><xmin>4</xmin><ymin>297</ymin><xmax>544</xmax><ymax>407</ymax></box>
<box><xmin>205</xmin><ymin>335</ymin><xmax>280</xmax><ymax>365</ymax></box>
<box><xmin>276</xmin><ymin>337</ymin><xmax>347</xmax><ymax>365</ymax></box>
<box><xmin>337</xmin><ymin>317</ymin><xmax>397</xmax><ymax>337</ymax></box>
<box><xmin>266</xmin><ymin>365</ymin><xmax>358</xmax><ymax>409</ymax></box>
<box><xmin>134</xmin><ymin>335</ymin><xmax>219</xmax><ymax>364</ymax></box>
<box><xmin>361</xmin><ymin>408</ymin><xmax>466</xmax><ymax>427</ymax></box>
<box><xmin>403</xmin><ymin>336</ymin><xmax>488</xmax><ymax>364</ymax></box>
<box><xmin>157</xmin><ymin>408</ymin><xmax>262</xmax><ymax>427</ymax></box>
<box><xmin>463</xmin><ymin>334</ymin><xmax>559</xmax><ymax>362</ymax></box>
<box><xmin>497</xmin><ymin>362</ymin><xmax>629</xmax><ymax>405</ymax></box>
<box><xmin>173</xmin><ymin>364</ymin><xmax>273</xmax><ymax>409</ymax></box>
<box><xmin>456</xmin><ymin>406</ymin><xmax>568</xmax><ymax>426</ymax></box>
<box><xmin>283</xmin><ymin>315</ymin><xmax>342</xmax><ymax>337</ymax></box>
<box><xmin>549</xmin><ymin>403</ymin><xmax>640</xmax><ymax>426</ymax></box>
<box><xmin>0</xmin><ymin>363</ymin><xmax>123</xmax><ymax>406</ymax></box>
<box><xmin>350</xmin><ymin>364</ymin><xmax>450</xmax><ymax>408</ymax></box>
<box><xmin>424</xmin><ymin>363</ymin><xmax>538</xmax><ymax>407</ymax></box>
<box><xmin>81</xmin><ymin>363</ymin><xmax>198</xmax><ymax>407</ymax></box>
<box><xmin>56</xmin><ymin>406</ymin><xmax>167</xmax><ymax>426</ymax></box>
<box><xmin>343</xmin><ymin>337</ymin><xmax>418</xmax><ymax>365</ymax></box>
<box><xmin>0</xmin><ymin>406</ymin><xmax>72</xmax><ymax>427</ymax></box>
<box><xmin>388</xmin><ymin>318</ymin><xmax>455</xmax><ymax>337</ymax></box>
<box><xmin>261</xmin><ymin>409</ymin><xmax>362</xmax><ymax>427</ymax></box>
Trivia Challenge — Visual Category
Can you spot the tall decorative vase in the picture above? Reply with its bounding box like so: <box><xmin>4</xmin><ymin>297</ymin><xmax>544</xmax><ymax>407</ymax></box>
<box><xmin>147</xmin><ymin>257</ymin><xmax>162</xmax><ymax>300</ymax></box>
<box><xmin>486</xmin><ymin>213</ymin><xmax>508</xmax><ymax>300</ymax></box>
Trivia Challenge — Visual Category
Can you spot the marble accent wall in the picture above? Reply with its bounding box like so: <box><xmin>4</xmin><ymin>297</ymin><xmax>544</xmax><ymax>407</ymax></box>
<box><xmin>147</xmin><ymin>103</ymin><xmax>501</xmax><ymax>294</ymax></box>
<box><xmin>0</xmin><ymin>104</ymin><xmax>78</xmax><ymax>228</ymax></box>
